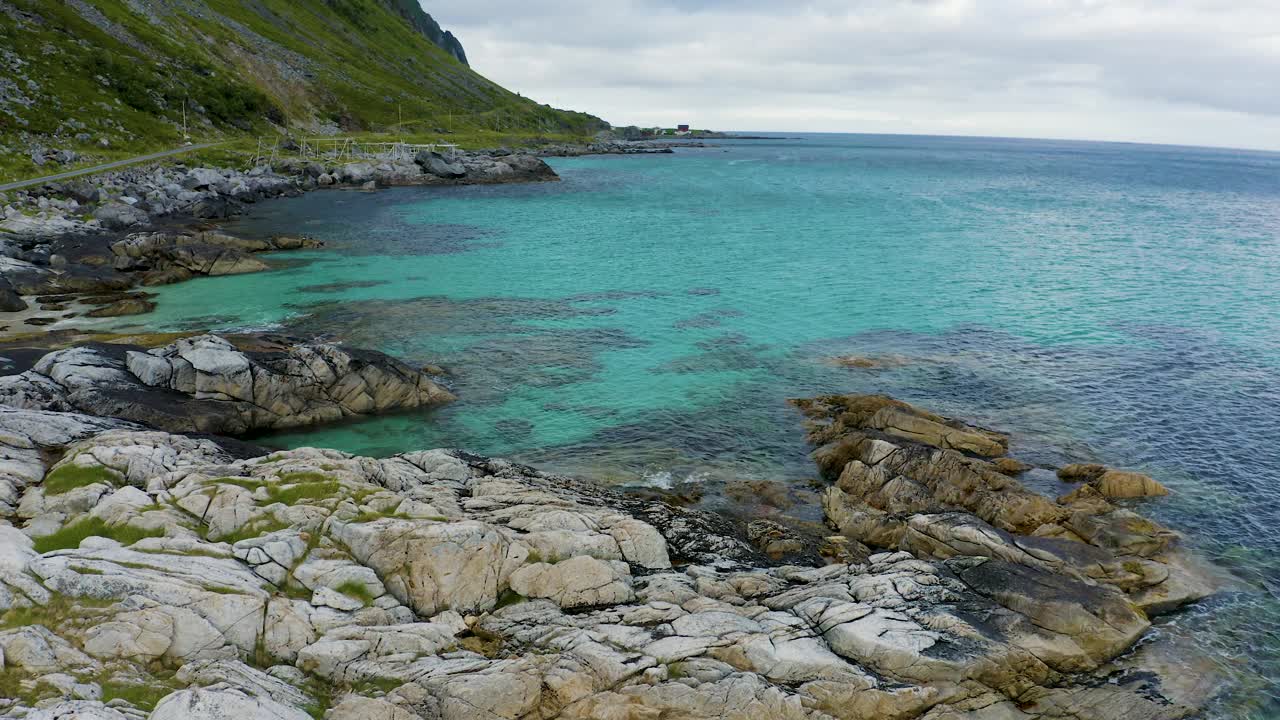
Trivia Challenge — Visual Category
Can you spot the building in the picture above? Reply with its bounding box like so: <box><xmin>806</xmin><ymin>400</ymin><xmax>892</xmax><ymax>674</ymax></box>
<box><xmin>675</xmin><ymin>124</ymin><xmax>690</xmax><ymax>136</ymax></box>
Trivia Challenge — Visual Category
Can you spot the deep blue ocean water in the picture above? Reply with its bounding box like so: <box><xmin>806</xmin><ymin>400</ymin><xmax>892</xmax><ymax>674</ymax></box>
<box><xmin>109</xmin><ymin>134</ymin><xmax>1280</xmax><ymax>715</ymax></box>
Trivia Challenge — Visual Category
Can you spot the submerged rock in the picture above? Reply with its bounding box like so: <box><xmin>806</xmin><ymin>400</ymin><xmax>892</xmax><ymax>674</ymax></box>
<box><xmin>1058</xmin><ymin>463</ymin><xmax>1171</xmax><ymax>498</ymax></box>
<box><xmin>83</xmin><ymin>297</ymin><xmax>156</xmax><ymax>317</ymax></box>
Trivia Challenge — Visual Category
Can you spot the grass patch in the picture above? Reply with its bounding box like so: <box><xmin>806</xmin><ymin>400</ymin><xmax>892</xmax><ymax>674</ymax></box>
<box><xmin>459</xmin><ymin>631</ymin><xmax>504</xmax><ymax>658</ymax></box>
<box><xmin>280</xmin><ymin>580</ymin><xmax>314</xmax><ymax>601</ymax></box>
<box><xmin>218</xmin><ymin>517</ymin><xmax>292</xmax><ymax>545</ymax></box>
<box><xmin>43</xmin><ymin>464</ymin><xmax>119</xmax><ymax>495</ymax></box>
<box><xmin>33</xmin><ymin>517</ymin><xmax>163</xmax><ymax>554</ymax></box>
<box><xmin>266</xmin><ymin>480</ymin><xmax>341</xmax><ymax>507</ymax></box>
<box><xmin>0</xmin><ymin>595</ymin><xmax>117</xmax><ymax>630</ymax></box>
<box><xmin>134</xmin><ymin>546</ymin><xmax>227</xmax><ymax>559</ymax></box>
<box><xmin>494</xmin><ymin>589</ymin><xmax>527</xmax><ymax>610</ymax></box>
<box><xmin>334</xmin><ymin>580</ymin><xmax>374</xmax><ymax>606</ymax></box>
<box><xmin>100</xmin><ymin>678</ymin><xmax>182</xmax><ymax>712</ymax></box>
<box><xmin>352</xmin><ymin>510</ymin><xmax>410</xmax><ymax>524</ymax></box>
<box><xmin>207</xmin><ymin>477</ymin><xmax>266</xmax><ymax>491</ymax></box>
<box><xmin>349</xmin><ymin>677</ymin><xmax>404</xmax><ymax>696</ymax></box>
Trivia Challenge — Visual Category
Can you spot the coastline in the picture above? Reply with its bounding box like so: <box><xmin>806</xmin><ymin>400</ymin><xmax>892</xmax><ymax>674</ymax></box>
<box><xmin>0</xmin><ymin>138</ymin><xmax>689</xmax><ymax>341</ymax></box>
<box><xmin>0</xmin><ymin>363</ymin><xmax>1222</xmax><ymax>719</ymax></box>
<box><xmin>0</xmin><ymin>138</ymin><xmax>1235</xmax><ymax>720</ymax></box>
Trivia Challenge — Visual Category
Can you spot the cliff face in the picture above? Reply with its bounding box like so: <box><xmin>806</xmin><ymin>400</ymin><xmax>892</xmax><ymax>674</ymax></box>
<box><xmin>380</xmin><ymin>0</ymin><xmax>470</xmax><ymax>65</ymax></box>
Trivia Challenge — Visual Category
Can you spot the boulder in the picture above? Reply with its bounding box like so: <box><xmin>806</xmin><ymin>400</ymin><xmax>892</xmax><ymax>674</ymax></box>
<box><xmin>148</xmin><ymin>686</ymin><xmax>311</xmax><ymax>720</ymax></box>
<box><xmin>414</xmin><ymin>150</ymin><xmax>466</xmax><ymax>179</ymax></box>
<box><xmin>337</xmin><ymin>163</ymin><xmax>373</xmax><ymax>184</ymax></box>
<box><xmin>191</xmin><ymin>196</ymin><xmax>232</xmax><ymax>219</ymax></box>
<box><xmin>508</xmin><ymin>555</ymin><xmax>634</xmax><ymax>608</ymax></box>
<box><xmin>0</xmin><ymin>276</ymin><xmax>27</xmax><ymax>312</ymax></box>
<box><xmin>92</xmin><ymin>202</ymin><xmax>149</xmax><ymax>230</ymax></box>
<box><xmin>181</xmin><ymin>168</ymin><xmax>225</xmax><ymax>190</ymax></box>
<box><xmin>84</xmin><ymin>297</ymin><xmax>156</xmax><ymax>317</ymax></box>
<box><xmin>1059</xmin><ymin>464</ymin><xmax>1170</xmax><ymax>498</ymax></box>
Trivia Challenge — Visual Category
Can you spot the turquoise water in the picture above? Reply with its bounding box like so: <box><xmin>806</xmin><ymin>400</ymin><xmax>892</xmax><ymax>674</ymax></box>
<box><xmin>116</xmin><ymin>134</ymin><xmax>1280</xmax><ymax>714</ymax></box>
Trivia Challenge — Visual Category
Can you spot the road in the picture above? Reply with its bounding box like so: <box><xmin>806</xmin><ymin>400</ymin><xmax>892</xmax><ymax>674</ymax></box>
<box><xmin>0</xmin><ymin>142</ymin><xmax>222</xmax><ymax>193</ymax></box>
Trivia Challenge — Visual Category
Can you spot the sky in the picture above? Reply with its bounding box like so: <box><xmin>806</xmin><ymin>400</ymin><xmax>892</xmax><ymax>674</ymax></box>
<box><xmin>422</xmin><ymin>0</ymin><xmax>1280</xmax><ymax>151</ymax></box>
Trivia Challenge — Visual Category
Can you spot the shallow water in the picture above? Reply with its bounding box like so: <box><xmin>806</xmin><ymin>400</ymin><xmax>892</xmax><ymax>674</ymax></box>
<box><xmin>114</xmin><ymin>134</ymin><xmax>1280</xmax><ymax>714</ymax></box>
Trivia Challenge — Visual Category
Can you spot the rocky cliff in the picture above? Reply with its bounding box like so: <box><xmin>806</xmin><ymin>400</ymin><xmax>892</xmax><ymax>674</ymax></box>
<box><xmin>380</xmin><ymin>0</ymin><xmax>469</xmax><ymax>65</ymax></box>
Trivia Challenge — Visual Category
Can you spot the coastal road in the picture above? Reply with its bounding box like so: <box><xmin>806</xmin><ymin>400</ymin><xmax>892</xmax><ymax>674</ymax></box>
<box><xmin>0</xmin><ymin>142</ymin><xmax>222</xmax><ymax>192</ymax></box>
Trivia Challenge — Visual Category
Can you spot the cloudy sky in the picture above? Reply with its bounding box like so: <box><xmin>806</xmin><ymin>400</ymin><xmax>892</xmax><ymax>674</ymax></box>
<box><xmin>423</xmin><ymin>0</ymin><xmax>1280</xmax><ymax>151</ymax></box>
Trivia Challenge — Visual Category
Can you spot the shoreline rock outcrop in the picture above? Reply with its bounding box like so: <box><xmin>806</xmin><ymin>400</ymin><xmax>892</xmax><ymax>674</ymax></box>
<box><xmin>791</xmin><ymin>393</ymin><xmax>1214</xmax><ymax>616</ymax></box>
<box><xmin>0</xmin><ymin>334</ymin><xmax>454</xmax><ymax>438</ymax></box>
<box><xmin>0</xmin><ymin>389</ymin><xmax>1219</xmax><ymax>720</ymax></box>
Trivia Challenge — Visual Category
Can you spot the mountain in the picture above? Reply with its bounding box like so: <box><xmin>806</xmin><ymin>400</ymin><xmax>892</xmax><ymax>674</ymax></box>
<box><xmin>0</xmin><ymin>0</ymin><xmax>605</xmax><ymax>179</ymax></box>
<box><xmin>382</xmin><ymin>0</ymin><xmax>469</xmax><ymax>65</ymax></box>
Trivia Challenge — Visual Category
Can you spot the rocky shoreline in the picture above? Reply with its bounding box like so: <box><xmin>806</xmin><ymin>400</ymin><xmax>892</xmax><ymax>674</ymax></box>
<box><xmin>0</xmin><ymin>140</ymin><xmax>699</xmax><ymax>336</ymax></box>
<box><xmin>0</xmin><ymin>326</ymin><xmax>1222</xmax><ymax>720</ymax></box>
<box><xmin>0</xmin><ymin>140</ymin><xmax>1228</xmax><ymax>720</ymax></box>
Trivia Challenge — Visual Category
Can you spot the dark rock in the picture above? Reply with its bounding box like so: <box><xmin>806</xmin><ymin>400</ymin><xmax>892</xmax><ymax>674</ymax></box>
<box><xmin>414</xmin><ymin>150</ymin><xmax>466</xmax><ymax>179</ymax></box>
<box><xmin>92</xmin><ymin>202</ymin><xmax>150</xmax><ymax>230</ymax></box>
<box><xmin>0</xmin><ymin>335</ymin><xmax>455</xmax><ymax>435</ymax></box>
<box><xmin>140</xmin><ymin>267</ymin><xmax>194</xmax><ymax>286</ymax></box>
<box><xmin>52</xmin><ymin>269</ymin><xmax>133</xmax><ymax>293</ymax></box>
<box><xmin>269</xmin><ymin>234</ymin><xmax>322</xmax><ymax>250</ymax></box>
<box><xmin>0</xmin><ymin>277</ymin><xmax>27</xmax><ymax>312</ymax></box>
<box><xmin>191</xmin><ymin>196</ymin><xmax>232</xmax><ymax>219</ymax></box>
<box><xmin>84</xmin><ymin>297</ymin><xmax>156</xmax><ymax>317</ymax></box>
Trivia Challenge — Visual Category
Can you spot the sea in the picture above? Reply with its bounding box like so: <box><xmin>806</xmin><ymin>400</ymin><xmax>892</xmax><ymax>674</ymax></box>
<box><xmin>105</xmin><ymin>133</ymin><xmax>1280</xmax><ymax>715</ymax></box>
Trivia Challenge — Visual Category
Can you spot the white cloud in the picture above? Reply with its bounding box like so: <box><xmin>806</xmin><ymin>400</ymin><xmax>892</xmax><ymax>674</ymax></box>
<box><xmin>423</xmin><ymin>0</ymin><xmax>1280</xmax><ymax>150</ymax></box>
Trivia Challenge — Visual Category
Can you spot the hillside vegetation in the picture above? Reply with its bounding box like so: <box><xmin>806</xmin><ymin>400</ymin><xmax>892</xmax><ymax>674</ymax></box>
<box><xmin>0</xmin><ymin>0</ymin><xmax>606</xmax><ymax>181</ymax></box>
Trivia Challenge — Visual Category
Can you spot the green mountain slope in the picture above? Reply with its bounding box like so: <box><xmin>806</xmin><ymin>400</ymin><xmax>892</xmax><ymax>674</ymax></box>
<box><xmin>0</xmin><ymin>0</ymin><xmax>605</xmax><ymax>180</ymax></box>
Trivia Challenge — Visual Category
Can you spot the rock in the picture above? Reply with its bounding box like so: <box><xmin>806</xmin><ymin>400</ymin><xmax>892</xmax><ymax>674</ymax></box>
<box><xmin>1059</xmin><ymin>464</ymin><xmax>1170</xmax><ymax>498</ymax></box>
<box><xmin>0</xmin><ymin>276</ymin><xmax>27</xmax><ymax>312</ymax></box>
<box><xmin>92</xmin><ymin>203</ymin><xmax>149</xmax><ymax>230</ymax></box>
<box><xmin>334</xmin><ymin>518</ymin><xmax>525</xmax><ymax>616</ymax></box>
<box><xmin>140</xmin><ymin>267</ymin><xmax>194</xmax><ymax>286</ymax></box>
<box><xmin>0</xmin><ymin>335</ymin><xmax>454</xmax><ymax>435</ymax></box>
<box><xmin>148</xmin><ymin>686</ymin><xmax>311</xmax><ymax>720</ymax></box>
<box><xmin>24</xmin><ymin>701</ymin><xmax>132</xmax><ymax>720</ymax></box>
<box><xmin>414</xmin><ymin>150</ymin><xmax>466</xmax><ymax>179</ymax></box>
<box><xmin>326</xmin><ymin>696</ymin><xmax>417</xmax><ymax>720</ymax></box>
<box><xmin>0</xmin><ymin>394</ymin><xmax>1214</xmax><ymax>720</ymax></box>
<box><xmin>746</xmin><ymin>519</ymin><xmax>806</xmax><ymax>557</ymax></box>
<box><xmin>269</xmin><ymin>235</ymin><xmax>321</xmax><ymax>250</ymax></box>
<box><xmin>182</xmin><ymin>168</ymin><xmax>225</xmax><ymax>190</ymax></box>
<box><xmin>337</xmin><ymin>163</ymin><xmax>373</xmax><ymax>184</ymax></box>
<box><xmin>191</xmin><ymin>196</ymin><xmax>231</xmax><ymax>219</ymax></box>
<box><xmin>797</xmin><ymin>393</ymin><xmax>1210</xmax><ymax>619</ymax></box>
<box><xmin>993</xmin><ymin>457</ymin><xmax>1032</xmax><ymax>475</ymax></box>
<box><xmin>508</xmin><ymin>555</ymin><xmax>634</xmax><ymax>608</ymax></box>
<box><xmin>84</xmin><ymin>298</ymin><xmax>156</xmax><ymax>317</ymax></box>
